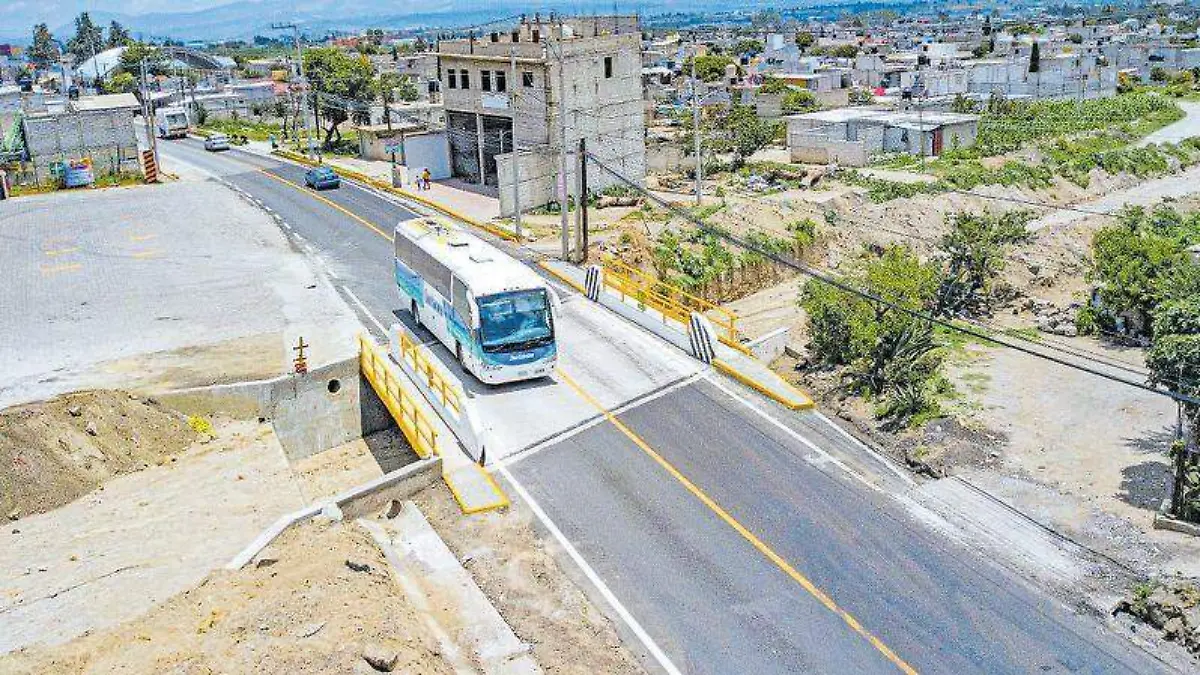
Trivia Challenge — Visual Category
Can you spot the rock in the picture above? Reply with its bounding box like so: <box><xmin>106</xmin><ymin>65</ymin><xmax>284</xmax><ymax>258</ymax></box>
<box><xmin>346</xmin><ymin>559</ymin><xmax>372</xmax><ymax>573</ymax></box>
<box><xmin>84</xmin><ymin>421</ymin><xmax>98</xmax><ymax>436</ymax></box>
<box><xmin>254</xmin><ymin>547</ymin><xmax>279</xmax><ymax>568</ymax></box>
<box><xmin>362</xmin><ymin>643</ymin><xmax>399</xmax><ymax>672</ymax></box>
<box><xmin>67</xmin><ymin>405</ymin><xmax>82</xmax><ymax>417</ymax></box>
<box><xmin>319</xmin><ymin>503</ymin><xmax>344</xmax><ymax>522</ymax></box>
<box><xmin>1163</xmin><ymin>616</ymin><xmax>1186</xmax><ymax>640</ymax></box>
<box><xmin>292</xmin><ymin>621</ymin><xmax>326</xmax><ymax>638</ymax></box>
<box><xmin>383</xmin><ymin>500</ymin><xmax>403</xmax><ymax>519</ymax></box>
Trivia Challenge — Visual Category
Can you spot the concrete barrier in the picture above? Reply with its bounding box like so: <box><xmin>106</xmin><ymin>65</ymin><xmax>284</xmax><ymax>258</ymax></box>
<box><xmin>158</xmin><ymin>357</ymin><xmax>392</xmax><ymax>462</ymax></box>
<box><xmin>226</xmin><ymin>456</ymin><xmax>442</xmax><ymax>569</ymax></box>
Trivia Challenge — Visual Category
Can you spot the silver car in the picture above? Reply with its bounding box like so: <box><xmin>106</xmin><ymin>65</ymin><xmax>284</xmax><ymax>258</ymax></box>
<box><xmin>204</xmin><ymin>133</ymin><xmax>230</xmax><ymax>152</ymax></box>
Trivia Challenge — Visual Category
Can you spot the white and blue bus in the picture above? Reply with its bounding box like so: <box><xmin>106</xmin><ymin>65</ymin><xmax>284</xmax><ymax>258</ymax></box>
<box><xmin>393</xmin><ymin>217</ymin><xmax>557</xmax><ymax>384</ymax></box>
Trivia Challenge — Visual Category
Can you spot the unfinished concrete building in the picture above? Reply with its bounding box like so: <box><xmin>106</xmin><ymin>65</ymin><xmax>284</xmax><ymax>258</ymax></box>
<box><xmin>437</xmin><ymin>15</ymin><xmax>646</xmax><ymax>214</ymax></box>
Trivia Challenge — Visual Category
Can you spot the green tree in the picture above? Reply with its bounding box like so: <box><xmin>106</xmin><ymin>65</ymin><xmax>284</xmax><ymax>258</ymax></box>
<box><xmin>832</xmin><ymin>44</ymin><xmax>860</xmax><ymax>58</ymax></box>
<box><xmin>781</xmin><ymin>89</ymin><xmax>819</xmax><ymax>113</ymax></box>
<box><xmin>758</xmin><ymin>76</ymin><xmax>789</xmax><ymax>94</ymax></box>
<box><xmin>29</xmin><ymin>24</ymin><xmax>59</xmax><ymax>67</ymax></box>
<box><xmin>303</xmin><ymin>47</ymin><xmax>375</xmax><ymax>148</ymax></box>
<box><xmin>119</xmin><ymin>41</ymin><xmax>166</xmax><ymax>76</ymax></box>
<box><xmin>107</xmin><ymin>21</ymin><xmax>131</xmax><ymax>49</ymax></box>
<box><xmin>686</xmin><ymin>54</ymin><xmax>736</xmax><ymax>82</ymax></box>
<box><xmin>1151</xmin><ymin>65</ymin><xmax>1170</xmax><ymax>83</ymax></box>
<box><xmin>1028</xmin><ymin>41</ymin><xmax>1041</xmax><ymax>74</ymax></box>
<box><xmin>1085</xmin><ymin>206</ymin><xmax>1194</xmax><ymax>335</ymax></box>
<box><xmin>1146</xmin><ymin>297</ymin><xmax>1200</xmax><ymax>521</ymax></box>
<box><xmin>104</xmin><ymin>71</ymin><xmax>137</xmax><ymax>94</ymax></box>
<box><xmin>935</xmin><ymin>211</ymin><xmax>1032</xmax><ymax>315</ymax></box>
<box><xmin>67</xmin><ymin>12</ymin><xmax>105</xmax><ymax>63</ymax></box>
<box><xmin>721</xmin><ymin>105</ymin><xmax>779</xmax><ymax>161</ymax></box>
<box><xmin>734</xmin><ymin>39</ymin><xmax>764</xmax><ymax>57</ymax></box>
<box><xmin>795</xmin><ymin>31</ymin><xmax>816</xmax><ymax>52</ymax></box>
<box><xmin>800</xmin><ymin>244</ymin><xmax>943</xmax><ymax>428</ymax></box>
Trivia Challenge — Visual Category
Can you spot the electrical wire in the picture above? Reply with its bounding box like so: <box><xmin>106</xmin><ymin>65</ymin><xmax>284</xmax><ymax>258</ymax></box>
<box><xmin>583</xmin><ymin>152</ymin><xmax>1200</xmax><ymax>406</ymax></box>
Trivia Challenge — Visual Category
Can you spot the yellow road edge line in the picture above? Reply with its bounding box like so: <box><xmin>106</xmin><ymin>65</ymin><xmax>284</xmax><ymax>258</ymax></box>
<box><xmin>131</xmin><ymin>250</ymin><xmax>163</xmax><ymax>259</ymax></box>
<box><xmin>270</xmin><ymin>149</ymin><xmax>520</xmax><ymax>242</ymax></box>
<box><xmin>711</xmin><ymin>359</ymin><xmax>815</xmax><ymax>411</ymax></box>
<box><xmin>536</xmin><ymin>260</ymin><xmax>587</xmax><ymax>294</ymax></box>
<box><xmin>257</xmin><ymin>169</ymin><xmax>394</xmax><ymax>242</ymax></box>
<box><xmin>39</xmin><ymin>263</ymin><xmax>82</xmax><ymax>274</ymax></box>
<box><xmin>42</xmin><ymin>247</ymin><xmax>80</xmax><ymax>257</ymax></box>
<box><xmin>555</xmin><ymin>367</ymin><xmax>916</xmax><ymax>675</ymax></box>
<box><xmin>129</xmin><ymin>233</ymin><xmax>157</xmax><ymax>242</ymax></box>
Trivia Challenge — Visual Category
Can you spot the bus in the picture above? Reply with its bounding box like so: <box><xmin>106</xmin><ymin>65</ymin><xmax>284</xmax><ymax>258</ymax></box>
<box><xmin>393</xmin><ymin>217</ymin><xmax>557</xmax><ymax>384</ymax></box>
<box><xmin>155</xmin><ymin>106</ymin><xmax>190</xmax><ymax>139</ymax></box>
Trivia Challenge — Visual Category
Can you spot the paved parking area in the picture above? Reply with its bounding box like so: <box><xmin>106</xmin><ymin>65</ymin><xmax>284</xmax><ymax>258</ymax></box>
<box><xmin>0</xmin><ymin>179</ymin><xmax>362</xmax><ymax>407</ymax></box>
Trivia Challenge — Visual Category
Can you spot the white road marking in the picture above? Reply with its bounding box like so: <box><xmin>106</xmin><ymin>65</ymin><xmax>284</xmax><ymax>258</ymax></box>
<box><xmin>342</xmin><ymin>286</ymin><xmax>389</xmax><ymax>336</ymax></box>
<box><xmin>702</xmin><ymin>374</ymin><xmax>883</xmax><ymax>493</ymax></box>
<box><xmin>813</xmin><ymin>410</ymin><xmax>917</xmax><ymax>487</ymax></box>
<box><xmin>494</xmin><ymin>371</ymin><xmax>705</xmax><ymax>471</ymax></box>
<box><xmin>497</xmin><ymin>466</ymin><xmax>684</xmax><ymax>675</ymax></box>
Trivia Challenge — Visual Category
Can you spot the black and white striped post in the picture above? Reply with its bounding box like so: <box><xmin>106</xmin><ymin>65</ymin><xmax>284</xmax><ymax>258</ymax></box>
<box><xmin>688</xmin><ymin>312</ymin><xmax>717</xmax><ymax>364</ymax></box>
<box><xmin>584</xmin><ymin>265</ymin><xmax>603</xmax><ymax>302</ymax></box>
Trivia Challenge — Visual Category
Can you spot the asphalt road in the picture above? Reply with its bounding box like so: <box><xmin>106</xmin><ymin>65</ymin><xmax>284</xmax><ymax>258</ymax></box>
<box><xmin>157</xmin><ymin>139</ymin><xmax>1170</xmax><ymax>674</ymax></box>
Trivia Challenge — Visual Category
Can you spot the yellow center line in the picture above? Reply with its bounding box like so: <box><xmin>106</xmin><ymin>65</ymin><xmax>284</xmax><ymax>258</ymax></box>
<box><xmin>40</xmin><ymin>263</ymin><xmax>82</xmax><ymax>275</ymax></box>
<box><xmin>43</xmin><ymin>247</ymin><xmax>80</xmax><ymax>257</ymax></box>
<box><xmin>256</xmin><ymin>169</ymin><xmax>393</xmax><ymax>242</ymax></box>
<box><xmin>132</xmin><ymin>250</ymin><xmax>163</xmax><ymax>259</ymax></box>
<box><xmin>555</xmin><ymin>367</ymin><xmax>918</xmax><ymax>675</ymax></box>
<box><xmin>129</xmin><ymin>233</ymin><xmax>157</xmax><ymax>242</ymax></box>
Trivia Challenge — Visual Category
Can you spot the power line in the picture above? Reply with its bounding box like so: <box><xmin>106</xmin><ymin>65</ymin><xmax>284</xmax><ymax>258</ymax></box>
<box><xmin>583</xmin><ymin>152</ymin><xmax>1200</xmax><ymax>407</ymax></box>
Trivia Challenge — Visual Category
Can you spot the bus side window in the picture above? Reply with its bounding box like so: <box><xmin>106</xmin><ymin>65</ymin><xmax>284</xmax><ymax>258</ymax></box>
<box><xmin>451</xmin><ymin>276</ymin><xmax>472</xmax><ymax>326</ymax></box>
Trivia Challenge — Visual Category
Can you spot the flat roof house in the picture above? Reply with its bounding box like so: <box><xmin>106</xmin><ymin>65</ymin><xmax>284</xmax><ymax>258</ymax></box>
<box><xmin>786</xmin><ymin>107</ymin><xmax>978</xmax><ymax>166</ymax></box>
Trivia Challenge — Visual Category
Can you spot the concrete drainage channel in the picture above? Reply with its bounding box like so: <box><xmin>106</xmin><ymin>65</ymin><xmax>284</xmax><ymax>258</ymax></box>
<box><xmin>160</xmin><ymin>354</ymin><xmax>537</xmax><ymax>674</ymax></box>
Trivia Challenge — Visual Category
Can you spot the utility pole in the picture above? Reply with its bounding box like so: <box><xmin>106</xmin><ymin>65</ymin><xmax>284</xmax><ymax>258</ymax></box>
<box><xmin>553</xmin><ymin>31</ymin><xmax>570</xmax><ymax>260</ymax></box>
<box><xmin>577</xmin><ymin>137</ymin><xmax>589</xmax><ymax>263</ymax></box>
<box><xmin>509</xmin><ymin>47</ymin><xmax>522</xmax><ymax>240</ymax></box>
<box><xmin>273</xmin><ymin>22</ymin><xmax>316</xmax><ymax>159</ymax></box>
<box><xmin>691</xmin><ymin>35</ymin><xmax>702</xmax><ymax>206</ymax></box>
<box><xmin>139</xmin><ymin>58</ymin><xmax>159</xmax><ymax>172</ymax></box>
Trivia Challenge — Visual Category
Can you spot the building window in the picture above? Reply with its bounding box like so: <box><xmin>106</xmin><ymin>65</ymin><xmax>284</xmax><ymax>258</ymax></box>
<box><xmin>447</xmin><ymin>69</ymin><xmax>456</xmax><ymax>89</ymax></box>
<box><xmin>604</xmin><ymin>56</ymin><xmax>614</xmax><ymax>78</ymax></box>
<box><xmin>460</xmin><ymin>69</ymin><xmax>470</xmax><ymax>90</ymax></box>
<box><xmin>522</xmin><ymin>71</ymin><xmax>534</xmax><ymax>87</ymax></box>
<box><xmin>495</xmin><ymin>70</ymin><xmax>506</xmax><ymax>92</ymax></box>
<box><xmin>481</xmin><ymin>70</ymin><xmax>492</xmax><ymax>91</ymax></box>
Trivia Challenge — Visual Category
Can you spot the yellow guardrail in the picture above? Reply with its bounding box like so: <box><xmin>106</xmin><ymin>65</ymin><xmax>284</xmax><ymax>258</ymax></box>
<box><xmin>601</xmin><ymin>258</ymin><xmax>749</xmax><ymax>353</ymax></box>
<box><xmin>358</xmin><ymin>334</ymin><xmax>438</xmax><ymax>459</ymax></box>
<box><xmin>394</xmin><ymin>329</ymin><xmax>463</xmax><ymax>417</ymax></box>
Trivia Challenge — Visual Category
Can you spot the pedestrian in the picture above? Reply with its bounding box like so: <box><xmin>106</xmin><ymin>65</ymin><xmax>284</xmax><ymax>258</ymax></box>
<box><xmin>422</xmin><ymin>167</ymin><xmax>432</xmax><ymax>191</ymax></box>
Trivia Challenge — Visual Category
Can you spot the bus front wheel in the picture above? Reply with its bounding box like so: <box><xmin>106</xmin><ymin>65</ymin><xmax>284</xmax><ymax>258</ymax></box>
<box><xmin>411</xmin><ymin>300</ymin><xmax>421</xmax><ymax>327</ymax></box>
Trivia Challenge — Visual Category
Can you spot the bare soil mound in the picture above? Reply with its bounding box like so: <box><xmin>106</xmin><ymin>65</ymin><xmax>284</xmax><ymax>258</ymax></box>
<box><xmin>0</xmin><ymin>520</ymin><xmax>454</xmax><ymax>674</ymax></box>
<box><xmin>0</xmin><ymin>391</ymin><xmax>198</xmax><ymax>520</ymax></box>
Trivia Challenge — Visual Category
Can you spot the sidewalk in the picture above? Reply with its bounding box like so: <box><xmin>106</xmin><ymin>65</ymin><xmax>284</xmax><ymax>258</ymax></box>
<box><xmin>318</xmin><ymin>155</ymin><xmax>501</xmax><ymax>225</ymax></box>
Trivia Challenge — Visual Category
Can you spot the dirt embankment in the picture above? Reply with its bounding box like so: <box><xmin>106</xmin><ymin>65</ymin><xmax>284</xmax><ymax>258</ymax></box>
<box><xmin>416</xmin><ymin>486</ymin><xmax>646</xmax><ymax>675</ymax></box>
<box><xmin>1</xmin><ymin>391</ymin><xmax>199</xmax><ymax>520</ymax></box>
<box><xmin>0</xmin><ymin>519</ymin><xmax>454</xmax><ymax>675</ymax></box>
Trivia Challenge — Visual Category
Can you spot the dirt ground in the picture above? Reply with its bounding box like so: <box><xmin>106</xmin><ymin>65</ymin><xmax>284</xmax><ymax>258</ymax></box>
<box><xmin>415</xmin><ymin>484</ymin><xmax>646</xmax><ymax>675</ymax></box>
<box><xmin>0</xmin><ymin>390</ymin><xmax>198</xmax><ymax>520</ymax></box>
<box><xmin>0</xmin><ymin>519</ymin><xmax>454</xmax><ymax>675</ymax></box>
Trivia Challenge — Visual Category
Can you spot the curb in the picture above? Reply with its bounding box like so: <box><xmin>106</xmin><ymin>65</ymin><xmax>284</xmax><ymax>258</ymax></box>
<box><xmin>225</xmin><ymin>456</ymin><xmax>442</xmax><ymax>570</ymax></box>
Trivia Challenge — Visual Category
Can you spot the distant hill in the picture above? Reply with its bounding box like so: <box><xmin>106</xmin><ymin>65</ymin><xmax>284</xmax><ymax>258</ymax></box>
<box><xmin>3</xmin><ymin>0</ymin><xmax>920</xmax><ymax>43</ymax></box>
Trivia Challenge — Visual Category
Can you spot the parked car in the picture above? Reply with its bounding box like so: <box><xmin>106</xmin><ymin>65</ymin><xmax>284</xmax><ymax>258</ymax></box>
<box><xmin>203</xmin><ymin>133</ymin><xmax>230</xmax><ymax>152</ymax></box>
<box><xmin>305</xmin><ymin>166</ymin><xmax>341</xmax><ymax>190</ymax></box>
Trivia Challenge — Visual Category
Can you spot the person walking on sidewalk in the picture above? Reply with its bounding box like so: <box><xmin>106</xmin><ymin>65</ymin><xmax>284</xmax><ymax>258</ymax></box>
<box><xmin>421</xmin><ymin>167</ymin><xmax>432</xmax><ymax>191</ymax></box>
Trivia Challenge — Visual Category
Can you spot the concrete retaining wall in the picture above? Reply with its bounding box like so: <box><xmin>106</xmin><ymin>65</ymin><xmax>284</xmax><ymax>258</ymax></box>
<box><xmin>159</xmin><ymin>357</ymin><xmax>393</xmax><ymax>462</ymax></box>
<box><xmin>226</xmin><ymin>456</ymin><xmax>442</xmax><ymax>569</ymax></box>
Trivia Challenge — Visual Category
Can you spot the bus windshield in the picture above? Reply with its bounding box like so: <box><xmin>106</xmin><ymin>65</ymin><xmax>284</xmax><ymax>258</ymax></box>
<box><xmin>477</xmin><ymin>289</ymin><xmax>553</xmax><ymax>352</ymax></box>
